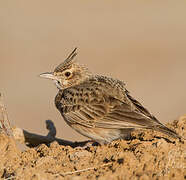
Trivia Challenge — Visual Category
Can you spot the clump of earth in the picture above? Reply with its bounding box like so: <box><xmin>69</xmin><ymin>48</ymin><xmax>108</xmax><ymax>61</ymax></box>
<box><xmin>0</xmin><ymin>116</ymin><xmax>185</xmax><ymax>180</ymax></box>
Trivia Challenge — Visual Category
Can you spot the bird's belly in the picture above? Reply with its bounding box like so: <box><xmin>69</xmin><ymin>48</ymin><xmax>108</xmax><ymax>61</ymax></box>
<box><xmin>62</xmin><ymin>114</ymin><xmax>131</xmax><ymax>144</ymax></box>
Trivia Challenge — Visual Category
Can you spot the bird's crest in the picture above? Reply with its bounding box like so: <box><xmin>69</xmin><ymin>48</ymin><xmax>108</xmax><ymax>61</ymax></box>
<box><xmin>54</xmin><ymin>48</ymin><xmax>77</xmax><ymax>72</ymax></box>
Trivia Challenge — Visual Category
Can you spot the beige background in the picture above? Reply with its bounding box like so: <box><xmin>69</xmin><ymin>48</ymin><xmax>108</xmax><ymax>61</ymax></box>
<box><xmin>0</xmin><ymin>0</ymin><xmax>186</xmax><ymax>141</ymax></box>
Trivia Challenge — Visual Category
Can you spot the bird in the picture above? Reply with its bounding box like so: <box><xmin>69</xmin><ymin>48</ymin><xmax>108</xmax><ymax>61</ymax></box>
<box><xmin>39</xmin><ymin>48</ymin><xmax>181</xmax><ymax>144</ymax></box>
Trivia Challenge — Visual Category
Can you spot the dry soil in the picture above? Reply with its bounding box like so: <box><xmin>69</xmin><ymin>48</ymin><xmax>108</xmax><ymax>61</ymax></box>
<box><xmin>0</xmin><ymin>116</ymin><xmax>185</xmax><ymax>180</ymax></box>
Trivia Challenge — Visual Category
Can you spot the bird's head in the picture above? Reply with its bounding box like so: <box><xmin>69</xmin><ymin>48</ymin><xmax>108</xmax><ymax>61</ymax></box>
<box><xmin>39</xmin><ymin>48</ymin><xmax>91</xmax><ymax>90</ymax></box>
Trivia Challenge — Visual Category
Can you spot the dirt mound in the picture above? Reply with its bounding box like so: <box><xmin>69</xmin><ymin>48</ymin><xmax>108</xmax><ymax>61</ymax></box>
<box><xmin>0</xmin><ymin>116</ymin><xmax>185</xmax><ymax>180</ymax></box>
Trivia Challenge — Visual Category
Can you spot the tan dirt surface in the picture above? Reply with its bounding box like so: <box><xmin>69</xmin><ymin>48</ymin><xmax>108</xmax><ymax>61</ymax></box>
<box><xmin>0</xmin><ymin>116</ymin><xmax>185</xmax><ymax>180</ymax></box>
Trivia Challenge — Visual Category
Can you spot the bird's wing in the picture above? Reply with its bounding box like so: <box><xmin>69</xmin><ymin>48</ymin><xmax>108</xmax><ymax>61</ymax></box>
<box><xmin>94</xmin><ymin>98</ymin><xmax>160</xmax><ymax>129</ymax></box>
<box><xmin>124</xmin><ymin>90</ymin><xmax>161</xmax><ymax>124</ymax></box>
<box><xmin>60</xmin><ymin>80</ymin><xmax>161</xmax><ymax>129</ymax></box>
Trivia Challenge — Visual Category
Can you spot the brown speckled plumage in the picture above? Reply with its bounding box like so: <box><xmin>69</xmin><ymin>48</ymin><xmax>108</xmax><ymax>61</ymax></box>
<box><xmin>40</xmin><ymin>48</ymin><xmax>180</xmax><ymax>144</ymax></box>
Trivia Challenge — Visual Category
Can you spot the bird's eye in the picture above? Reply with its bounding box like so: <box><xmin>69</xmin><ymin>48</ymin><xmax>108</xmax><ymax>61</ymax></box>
<box><xmin>64</xmin><ymin>71</ymin><xmax>71</xmax><ymax>77</ymax></box>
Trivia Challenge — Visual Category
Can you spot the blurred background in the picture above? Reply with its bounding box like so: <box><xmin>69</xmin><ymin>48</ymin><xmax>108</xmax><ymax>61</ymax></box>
<box><xmin>0</xmin><ymin>0</ymin><xmax>186</xmax><ymax>142</ymax></box>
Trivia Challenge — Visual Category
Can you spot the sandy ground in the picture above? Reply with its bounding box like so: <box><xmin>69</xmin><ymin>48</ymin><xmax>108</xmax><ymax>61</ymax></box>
<box><xmin>0</xmin><ymin>116</ymin><xmax>185</xmax><ymax>180</ymax></box>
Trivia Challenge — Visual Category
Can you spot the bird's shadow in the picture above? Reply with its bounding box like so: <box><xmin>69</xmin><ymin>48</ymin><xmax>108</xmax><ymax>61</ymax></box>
<box><xmin>22</xmin><ymin>120</ymin><xmax>92</xmax><ymax>148</ymax></box>
<box><xmin>21</xmin><ymin>120</ymin><xmax>178</xmax><ymax>148</ymax></box>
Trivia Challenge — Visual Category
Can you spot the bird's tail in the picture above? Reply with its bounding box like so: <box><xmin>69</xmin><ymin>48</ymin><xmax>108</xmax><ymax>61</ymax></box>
<box><xmin>153</xmin><ymin>124</ymin><xmax>182</xmax><ymax>140</ymax></box>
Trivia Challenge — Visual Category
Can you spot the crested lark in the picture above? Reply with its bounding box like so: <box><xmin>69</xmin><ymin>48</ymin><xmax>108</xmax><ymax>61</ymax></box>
<box><xmin>40</xmin><ymin>48</ymin><xmax>180</xmax><ymax>144</ymax></box>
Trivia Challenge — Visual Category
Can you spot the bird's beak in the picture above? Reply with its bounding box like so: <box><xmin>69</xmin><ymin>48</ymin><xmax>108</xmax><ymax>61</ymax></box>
<box><xmin>39</xmin><ymin>72</ymin><xmax>56</xmax><ymax>80</ymax></box>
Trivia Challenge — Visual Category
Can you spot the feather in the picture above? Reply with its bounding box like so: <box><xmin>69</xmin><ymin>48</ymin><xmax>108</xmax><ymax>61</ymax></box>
<box><xmin>54</xmin><ymin>48</ymin><xmax>77</xmax><ymax>72</ymax></box>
